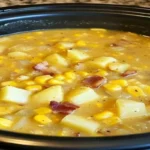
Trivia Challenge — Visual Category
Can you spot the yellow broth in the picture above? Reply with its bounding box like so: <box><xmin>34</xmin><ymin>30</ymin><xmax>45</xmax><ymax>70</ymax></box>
<box><xmin>0</xmin><ymin>29</ymin><xmax>149</xmax><ymax>136</ymax></box>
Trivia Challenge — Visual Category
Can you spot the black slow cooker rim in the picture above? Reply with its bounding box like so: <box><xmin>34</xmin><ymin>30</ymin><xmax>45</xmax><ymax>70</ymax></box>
<box><xmin>0</xmin><ymin>3</ymin><xmax>149</xmax><ymax>150</ymax></box>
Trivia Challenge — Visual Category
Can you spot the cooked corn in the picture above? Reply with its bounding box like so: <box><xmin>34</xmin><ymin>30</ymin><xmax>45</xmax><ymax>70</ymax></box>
<box><xmin>110</xmin><ymin>80</ymin><xmax>128</xmax><ymax>87</ymax></box>
<box><xmin>54</xmin><ymin>74</ymin><xmax>65</xmax><ymax>81</ymax></box>
<box><xmin>0</xmin><ymin>118</ymin><xmax>12</xmax><ymax>128</ymax></box>
<box><xmin>34</xmin><ymin>75</ymin><xmax>52</xmax><ymax>84</ymax></box>
<box><xmin>103</xmin><ymin>116</ymin><xmax>121</xmax><ymax>126</ymax></box>
<box><xmin>34</xmin><ymin>115</ymin><xmax>52</xmax><ymax>125</ymax></box>
<box><xmin>34</xmin><ymin>107</ymin><xmax>52</xmax><ymax>115</ymax></box>
<box><xmin>104</xmin><ymin>83</ymin><xmax>122</xmax><ymax>92</ymax></box>
<box><xmin>77</xmin><ymin>71</ymin><xmax>89</xmax><ymax>77</ymax></box>
<box><xmin>25</xmin><ymin>85</ymin><xmax>42</xmax><ymax>92</ymax></box>
<box><xmin>64</xmin><ymin>71</ymin><xmax>76</xmax><ymax>80</ymax></box>
<box><xmin>21</xmin><ymin>80</ymin><xmax>35</xmax><ymax>86</ymax></box>
<box><xmin>76</xmin><ymin>40</ymin><xmax>86</xmax><ymax>46</ymax></box>
<box><xmin>1</xmin><ymin>81</ymin><xmax>18</xmax><ymax>87</ymax></box>
<box><xmin>16</xmin><ymin>75</ymin><xmax>30</xmax><ymax>81</ymax></box>
<box><xmin>126</xmin><ymin>86</ymin><xmax>146</xmax><ymax>97</ymax></box>
<box><xmin>94</xmin><ymin>111</ymin><xmax>114</xmax><ymax>120</ymax></box>
<box><xmin>96</xmin><ymin>102</ymin><xmax>103</xmax><ymax>108</ymax></box>
<box><xmin>48</xmin><ymin>79</ymin><xmax>65</xmax><ymax>85</ymax></box>
<box><xmin>95</xmin><ymin>69</ymin><xmax>108</xmax><ymax>77</ymax></box>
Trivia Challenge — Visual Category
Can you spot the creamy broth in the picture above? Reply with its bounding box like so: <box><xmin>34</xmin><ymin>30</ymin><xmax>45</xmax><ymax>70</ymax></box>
<box><xmin>0</xmin><ymin>29</ymin><xmax>149</xmax><ymax>136</ymax></box>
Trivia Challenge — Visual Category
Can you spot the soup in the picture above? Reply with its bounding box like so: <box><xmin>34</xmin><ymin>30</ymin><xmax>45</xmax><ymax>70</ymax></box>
<box><xmin>0</xmin><ymin>29</ymin><xmax>149</xmax><ymax>136</ymax></box>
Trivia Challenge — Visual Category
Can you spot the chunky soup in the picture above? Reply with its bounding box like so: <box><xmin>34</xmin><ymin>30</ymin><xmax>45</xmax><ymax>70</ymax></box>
<box><xmin>0</xmin><ymin>29</ymin><xmax>149</xmax><ymax>136</ymax></box>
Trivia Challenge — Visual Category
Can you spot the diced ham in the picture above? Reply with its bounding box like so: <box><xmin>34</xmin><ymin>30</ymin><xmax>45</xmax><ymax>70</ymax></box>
<box><xmin>33</xmin><ymin>61</ymin><xmax>57</xmax><ymax>76</ymax></box>
<box><xmin>50</xmin><ymin>101</ymin><xmax>79</xmax><ymax>115</ymax></box>
<box><xmin>82</xmin><ymin>75</ymin><xmax>107</xmax><ymax>88</ymax></box>
<box><xmin>121</xmin><ymin>70</ymin><xmax>137</xmax><ymax>77</ymax></box>
<box><xmin>110</xmin><ymin>39</ymin><xmax>131</xmax><ymax>48</ymax></box>
<box><xmin>33</xmin><ymin>61</ymin><xmax>49</xmax><ymax>72</ymax></box>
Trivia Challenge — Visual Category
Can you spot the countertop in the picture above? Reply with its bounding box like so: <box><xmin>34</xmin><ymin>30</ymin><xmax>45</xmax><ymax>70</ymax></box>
<box><xmin>0</xmin><ymin>0</ymin><xmax>149</xmax><ymax>7</ymax></box>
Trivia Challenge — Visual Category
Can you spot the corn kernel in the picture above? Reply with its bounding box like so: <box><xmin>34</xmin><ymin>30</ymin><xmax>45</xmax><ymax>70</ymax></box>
<box><xmin>48</xmin><ymin>79</ymin><xmax>64</xmax><ymax>85</ymax></box>
<box><xmin>54</xmin><ymin>74</ymin><xmax>65</xmax><ymax>81</ymax></box>
<box><xmin>34</xmin><ymin>107</ymin><xmax>52</xmax><ymax>115</ymax></box>
<box><xmin>57</xmin><ymin>131</ymin><xmax>65</xmax><ymax>136</ymax></box>
<box><xmin>76</xmin><ymin>40</ymin><xmax>86</xmax><ymax>46</ymax></box>
<box><xmin>103</xmin><ymin>116</ymin><xmax>121</xmax><ymax>126</ymax></box>
<box><xmin>34</xmin><ymin>75</ymin><xmax>52</xmax><ymax>84</ymax></box>
<box><xmin>34</xmin><ymin>115</ymin><xmax>52</xmax><ymax>125</ymax></box>
<box><xmin>94</xmin><ymin>111</ymin><xmax>114</xmax><ymax>120</ymax></box>
<box><xmin>51</xmin><ymin>114</ymin><xmax>62</xmax><ymax>123</ymax></box>
<box><xmin>31</xmin><ymin>57</ymin><xmax>43</xmax><ymax>63</ymax></box>
<box><xmin>65</xmin><ymin>78</ymin><xmax>74</xmax><ymax>83</ymax></box>
<box><xmin>74</xmin><ymin>33</ymin><xmax>81</xmax><ymax>37</ymax></box>
<box><xmin>1</xmin><ymin>81</ymin><xmax>18</xmax><ymax>87</ymax></box>
<box><xmin>16</xmin><ymin>75</ymin><xmax>30</xmax><ymax>81</ymax></box>
<box><xmin>95</xmin><ymin>69</ymin><xmax>108</xmax><ymax>77</ymax></box>
<box><xmin>142</xmin><ymin>85</ymin><xmax>150</xmax><ymax>95</ymax></box>
<box><xmin>96</xmin><ymin>102</ymin><xmax>103</xmax><ymax>108</ymax></box>
<box><xmin>78</xmin><ymin>71</ymin><xmax>89</xmax><ymax>77</ymax></box>
<box><xmin>21</xmin><ymin>80</ymin><xmax>35</xmax><ymax>86</ymax></box>
<box><xmin>14</xmin><ymin>69</ymin><xmax>21</xmax><ymax>73</ymax></box>
<box><xmin>64</xmin><ymin>71</ymin><xmax>76</xmax><ymax>80</ymax></box>
<box><xmin>99</xmin><ymin>34</ymin><xmax>104</xmax><ymax>38</ymax></box>
<box><xmin>126</xmin><ymin>86</ymin><xmax>146</xmax><ymax>97</ymax></box>
<box><xmin>0</xmin><ymin>118</ymin><xmax>12</xmax><ymax>128</ymax></box>
<box><xmin>25</xmin><ymin>85</ymin><xmax>42</xmax><ymax>92</ymax></box>
<box><xmin>104</xmin><ymin>84</ymin><xmax>122</xmax><ymax>92</ymax></box>
<box><xmin>26</xmin><ymin>36</ymin><xmax>33</xmax><ymax>39</ymax></box>
<box><xmin>110</xmin><ymin>80</ymin><xmax>128</xmax><ymax>87</ymax></box>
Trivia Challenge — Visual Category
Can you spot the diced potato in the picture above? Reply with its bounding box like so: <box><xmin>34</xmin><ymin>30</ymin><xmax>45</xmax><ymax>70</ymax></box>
<box><xmin>87</xmin><ymin>56</ymin><xmax>117</xmax><ymax>69</ymax></box>
<box><xmin>0</xmin><ymin>86</ymin><xmax>31</xmax><ymax>104</ymax></box>
<box><xmin>116</xmin><ymin>99</ymin><xmax>147</xmax><ymax>119</ymax></box>
<box><xmin>67</xmin><ymin>49</ymin><xmax>89</xmax><ymax>62</ymax></box>
<box><xmin>31</xmin><ymin>85</ymin><xmax>64</xmax><ymax>104</ymax></box>
<box><xmin>108</xmin><ymin>62</ymin><xmax>130</xmax><ymax>73</ymax></box>
<box><xmin>61</xmin><ymin>114</ymin><xmax>100</xmax><ymax>134</ymax></box>
<box><xmin>45</xmin><ymin>53</ymin><xmax>68</xmax><ymax>67</ymax></box>
<box><xmin>8</xmin><ymin>52</ymin><xmax>31</xmax><ymax>59</ymax></box>
<box><xmin>66</xmin><ymin>86</ymin><xmax>100</xmax><ymax>105</ymax></box>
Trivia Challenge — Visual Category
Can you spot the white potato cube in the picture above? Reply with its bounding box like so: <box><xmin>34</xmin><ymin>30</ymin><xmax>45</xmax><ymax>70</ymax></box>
<box><xmin>87</xmin><ymin>56</ymin><xmax>117</xmax><ymax>69</ymax></box>
<box><xmin>0</xmin><ymin>86</ymin><xmax>31</xmax><ymax>104</ymax></box>
<box><xmin>45</xmin><ymin>53</ymin><xmax>68</xmax><ymax>67</ymax></box>
<box><xmin>108</xmin><ymin>62</ymin><xmax>130</xmax><ymax>73</ymax></box>
<box><xmin>67</xmin><ymin>86</ymin><xmax>100</xmax><ymax>105</ymax></box>
<box><xmin>61</xmin><ymin>114</ymin><xmax>100</xmax><ymax>134</ymax></box>
<box><xmin>31</xmin><ymin>85</ymin><xmax>63</xmax><ymax>104</ymax></box>
<box><xmin>116</xmin><ymin>99</ymin><xmax>147</xmax><ymax>119</ymax></box>
<box><xmin>68</xmin><ymin>49</ymin><xmax>89</xmax><ymax>62</ymax></box>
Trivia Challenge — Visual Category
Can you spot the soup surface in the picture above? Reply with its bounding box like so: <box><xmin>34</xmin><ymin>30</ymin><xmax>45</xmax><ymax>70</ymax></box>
<box><xmin>0</xmin><ymin>29</ymin><xmax>149</xmax><ymax>136</ymax></box>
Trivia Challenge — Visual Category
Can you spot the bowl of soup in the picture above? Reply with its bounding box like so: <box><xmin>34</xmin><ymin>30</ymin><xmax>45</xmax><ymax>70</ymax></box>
<box><xmin>0</xmin><ymin>3</ymin><xmax>149</xmax><ymax>150</ymax></box>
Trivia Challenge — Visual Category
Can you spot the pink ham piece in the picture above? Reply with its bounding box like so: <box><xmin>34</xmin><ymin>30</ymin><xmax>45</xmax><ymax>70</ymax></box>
<box><xmin>121</xmin><ymin>70</ymin><xmax>137</xmax><ymax>77</ymax></box>
<box><xmin>33</xmin><ymin>61</ymin><xmax>49</xmax><ymax>72</ymax></box>
<box><xmin>50</xmin><ymin>101</ymin><xmax>79</xmax><ymax>115</ymax></box>
<box><xmin>82</xmin><ymin>75</ymin><xmax>107</xmax><ymax>88</ymax></box>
